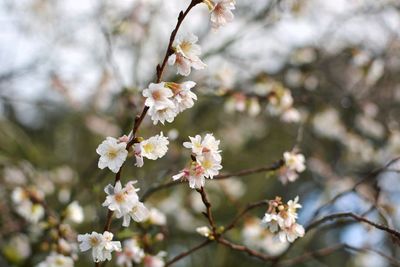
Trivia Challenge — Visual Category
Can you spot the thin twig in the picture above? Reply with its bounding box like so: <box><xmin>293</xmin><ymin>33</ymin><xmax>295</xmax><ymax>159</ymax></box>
<box><xmin>217</xmin><ymin>237</ymin><xmax>274</xmax><ymax>262</ymax></box>
<box><xmin>277</xmin><ymin>243</ymin><xmax>344</xmax><ymax>266</ymax></box>
<box><xmin>165</xmin><ymin>240</ymin><xmax>212</xmax><ymax>266</ymax></box>
<box><xmin>197</xmin><ymin>187</ymin><xmax>217</xmax><ymax>232</ymax></box>
<box><xmin>306</xmin><ymin>212</ymin><xmax>400</xmax><ymax>240</ymax></box>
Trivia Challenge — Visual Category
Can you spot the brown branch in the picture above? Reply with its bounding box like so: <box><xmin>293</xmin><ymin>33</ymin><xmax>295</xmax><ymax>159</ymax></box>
<box><xmin>217</xmin><ymin>237</ymin><xmax>274</xmax><ymax>262</ymax></box>
<box><xmin>165</xmin><ymin>239</ymin><xmax>212</xmax><ymax>266</ymax></box>
<box><xmin>276</xmin><ymin>243</ymin><xmax>344</xmax><ymax>266</ymax></box>
<box><xmin>215</xmin><ymin>159</ymin><xmax>284</xmax><ymax>180</ymax></box>
<box><xmin>197</xmin><ymin>187</ymin><xmax>217</xmax><ymax>232</ymax></box>
<box><xmin>306</xmin><ymin>212</ymin><xmax>400</xmax><ymax>240</ymax></box>
<box><xmin>140</xmin><ymin>160</ymin><xmax>283</xmax><ymax>201</ymax></box>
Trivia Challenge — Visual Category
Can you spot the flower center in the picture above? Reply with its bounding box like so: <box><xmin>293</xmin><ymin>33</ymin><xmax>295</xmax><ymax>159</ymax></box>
<box><xmin>143</xmin><ymin>143</ymin><xmax>154</xmax><ymax>154</ymax></box>
<box><xmin>89</xmin><ymin>236</ymin><xmax>100</xmax><ymax>247</ymax></box>
<box><xmin>152</xmin><ymin>90</ymin><xmax>162</xmax><ymax>101</ymax></box>
<box><xmin>114</xmin><ymin>192</ymin><xmax>126</xmax><ymax>203</ymax></box>
<box><xmin>55</xmin><ymin>258</ymin><xmax>65</xmax><ymax>265</ymax></box>
<box><xmin>107</xmin><ymin>149</ymin><xmax>118</xmax><ymax>159</ymax></box>
<box><xmin>180</xmin><ymin>41</ymin><xmax>192</xmax><ymax>55</ymax></box>
<box><xmin>202</xmin><ymin>159</ymin><xmax>213</xmax><ymax>169</ymax></box>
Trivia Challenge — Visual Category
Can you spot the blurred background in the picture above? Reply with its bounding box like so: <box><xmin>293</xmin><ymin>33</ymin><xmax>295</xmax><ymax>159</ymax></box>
<box><xmin>1</xmin><ymin>0</ymin><xmax>400</xmax><ymax>266</ymax></box>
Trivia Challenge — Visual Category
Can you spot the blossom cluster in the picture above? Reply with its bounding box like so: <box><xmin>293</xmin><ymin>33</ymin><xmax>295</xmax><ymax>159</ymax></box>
<box><xmin>96</xmin><ymin>132</ymin><xmax>170</xmax><ymax>172</ymax></box>
<box><xmin>103</xmin><ymin>180</ymin><xmax>149</xmax><ymax>227</ymax></box>
<box><xmin>77</xmin><ymin>231</ymin><xmax>121</xmax><ymax>262</ymax></box>
<box><xmin>261</xmin><ymin>196</ymin><xmax>305</xmax><ymax>243</ymax></box>
<box><xmin>278</xmin><ymin>151</ymin><xmax>306</xmax><ymax>184</ymax></box>
<box><xmin>80</xmin><ymin>0</ymin><xmax>237</xmax><ymax>264</ymax></box>
<box><xmin>173</xmin><ymin>134</ymin><xmax>222</xmax><ymax>189</ymax></box>
<box><xmin>143</xmin><ymin>81</ymin><xmax>197</xmax><ymax>125</ymax></box>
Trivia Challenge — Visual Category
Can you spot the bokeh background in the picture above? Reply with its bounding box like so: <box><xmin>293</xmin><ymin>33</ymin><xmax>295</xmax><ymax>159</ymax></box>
<box><xmin>1</xmin><ymin>0</ymin><xmax>400</xmax><ymax>266</ymax></box>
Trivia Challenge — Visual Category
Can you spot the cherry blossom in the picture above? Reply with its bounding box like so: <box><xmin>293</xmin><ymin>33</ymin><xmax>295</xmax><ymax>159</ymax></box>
<box><xmin>116</xmin><ymin>239</ymin><xmax>145</xmax><ymax>267</ymax></box>
<box><xmin>261</xmin><ymin>196</ymin><xmax>304</xmax><ymax>243</ymax></box>
<box><xmin>96</xmin><ymin>137</ymin><xmax>128</xmax><ymax>173</ymax></box>
<box><xmin>207</xmin><ymin>0</ymin><xmax>236</xmax><ymax>30</ymax></box>
<box><xmin>77</xmin><ymin>231</ymin><xmax>121</xmax><ymax>262</ymax></box>
<box><xmin>168</xmin><ymin>33</ymin><xmax>206</xmax><ymax>76</ymax></box>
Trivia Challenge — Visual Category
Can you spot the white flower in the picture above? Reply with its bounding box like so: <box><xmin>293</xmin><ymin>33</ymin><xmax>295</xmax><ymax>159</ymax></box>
<box><xmin>102</xmin><ymin>181</ymin><xmax>149</xmax><ymax>227</ymax></box>
<box><xmin>148</xmin><ymin>105</ymin><xmax>178</xmax><ymax>125</ymax></box>
<box><xmin>96</xmin><ymin>137</ymin><xmax>128</xmax><ymax>173</ymax></box>
<box><xmin>117</xmin><ymin>239</ymin><xmax>144</xmax><ymax>266</ymax></box>
<box><xmin>287</xmin><ymin>196</ymin><xmax>301</xmax><ymax>219</ymax></box>
<box><xmin>261</xmin><ymin>213</ymin><xmax>282</xmax><ymax>233</ymax></box>
<box><xmin>196</xmin><ymin>226</ymin><xmax>212</xmax><ymax>238</ymax></box>
<box><xmin>16</xmin><ymin>201</ymin><xmax>45</xmax><ymax>224</ymax></box>
<box><xmin>168</xmin><ymin>33</ymin><xmax>206</xmax><ymax>76</ymax></box>
<box><xmin>36</xmin><ymin>253</ymin><xmax>74</xmax><ymax>267</ymax></box>
<box><xmin>6</xmin><ymin>234</ymin><xmax>31</xmax><ymax>260</ymax></box>
<box><xmin>65</xmin><ymin>201</ymin><xmax>84</xmax><ymax>224</ymax></box>
<box><xmin>77</xmin><ymin>231</ymin><xmax>121</xmax><ymax>262</ymax></box>
<box><xmin>142</xmin><ymin>83</ymin><xmax>175</xmax><ymax>111</ymax></box>
<box><xmin>183</xmin><ymin>135</ymin><xmax>203</xmax><ymax>155</ymax></box>
<box><xmin>183</xmin><ymin>133</ymin><xmax>221</xmax><ymax>156</ymax></box>
<box><xmin>278</xmin><ymin>223</ymin><xmax>305</xmax><ymax>243</ymax></box>
<box><xmin>166</xmin><ymin>81</ymin><xmax>197</xmax><ymax>112</ymax></box>
<box><xmin>177</xmin><ymin>134</ymin><xmax>222</xmax><ymax>189</ymax></box>
<box><xmin>209</xmin><ymin>0</ymin><xmax>236</xmax><ymax>30</ymax></box>
<box><xmin>12</xmin><ymin>187</ymin><xmax>29</xmax><ymax>204</ymax></box>
<box><xmin>278</xmin><ymin>167</ymin><xmax>299</xmax><ymax>184</ymax></box>
<box><xmin>127</xmin><ymin>202</ymin><xmax>150</xmax><ymax>225</ymax></box>
<box><xmin>173</xmin><ymin>163</ymin><xmax>206</xmax><ymax>189</ymax></box>
<box><xmin>140</xmin><ymin>133</ymin><xmax>169</xmax><ymax>160</ymax></box>
<box><xmin>268</xmin><ymin>89</ymin><xmax>294</xmax><ymax>116</ymax></box>
<box><xmin>197</xmin><ymin>152</ymin><xmax>222</xmax><ymax>178</ymax></box>
<box><xmin>281</xmin><ymin>108</ymin><xmax>301</xmax><ymax>123</ymax></box>
<box><xmin>280</xmin><ymin>197</ymin><xmax>302</xmax><ymax>228</ymax></box>
<box><xmin>242</xmin><ymin>218</ymin><xmax>289</xmax><ymax>255</ymax></box>
<box><xmin>283</xmin><ymin>151</ymin><xmax>306</xmax><ymax>173</ymax></box>
<box><xmin>102</xmin><ymin>181</ymin><xmax>138</xmax><ymax>218</ymax></box>
<box><xmin>148</xmin><ymin>208</ymin><xmax>167</xmax><ymax>226</ymax></box>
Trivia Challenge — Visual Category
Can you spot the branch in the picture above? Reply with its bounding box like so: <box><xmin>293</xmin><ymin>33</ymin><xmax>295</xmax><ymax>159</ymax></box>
<box><xmin>306</xmin><ymin>212</ymin><xmax>400</xmax><ymax>240</ymax></box>
<box><xmin>217</xmin><ymin>237</ymin><xmax>274</xmax><ymax>262</ymax></box>
<box><xmin>276</xmin><ymin>243</ymin><xmax>344</xmax><ymax>266</ymax></box>
<box><xmin>197</xmin><ymin>187</ymin><xmax>217</xmax><ymax>232</ymax></box>
<box><xmin>165</xmin><ymin>239</ymin><xmax>212</xmax><ymax>266</ymax></box>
